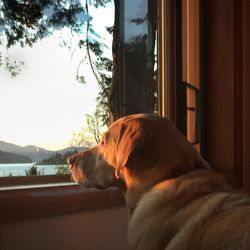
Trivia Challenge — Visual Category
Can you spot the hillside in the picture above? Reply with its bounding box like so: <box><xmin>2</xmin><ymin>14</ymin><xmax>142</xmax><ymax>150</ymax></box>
<box><xmin>0</xmin><ymin>150</ymin><xmax>32</xmax><ymax>163</ymax></box>
<box><xmin>39</xmin><ymin>147</ymin><xmax>87</xmax><ymax>165</ymax></box>
<box><xmin>0</xmin><ymin>140</ymin><xmax>86</xmax><ymax>162</ymax></box>
<box><xmin>0</xmin><ymin>141</ymin><xmax>53</xmax><ymax>162</ymax></box>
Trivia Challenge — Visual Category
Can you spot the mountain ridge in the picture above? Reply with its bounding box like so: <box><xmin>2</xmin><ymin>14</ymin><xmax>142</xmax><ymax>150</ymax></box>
<box><xmin>0</xmin><ymin>140</ymin><xmax>77</xmax><ymax>162</ymax></box>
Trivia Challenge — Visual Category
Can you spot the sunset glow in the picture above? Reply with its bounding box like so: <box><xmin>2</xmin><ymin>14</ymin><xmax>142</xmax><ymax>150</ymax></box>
<box><xmin>0</xmin><ymin>4</ymin><xmax>113</xmax><ymax>151</ymax></box>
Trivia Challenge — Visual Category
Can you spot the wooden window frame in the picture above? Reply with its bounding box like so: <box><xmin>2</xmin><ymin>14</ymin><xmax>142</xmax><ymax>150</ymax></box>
<box><xmin>0</xmin><ymin>0</ymin><xmax>174</xmax><ymax>222</ymax></box>
<box><xmin>158</xmin><ymin>0</ymin><xmax>205</xmax><ymax>154</ymax></box>
<box><xmin>0</xmin><ymin>174</ymin><xmax>125</xmax><ymax>222</ymax></box>
<box><xmin>0</xmin><ymin>185</ymin><xmax>125</xmax><ymax>222</ymax></box>
<box><xmin>0</xmin><ymin>175</ymin><xmax>71</xmax><ymax>186</ymax></box>
<box><xmin>0</xmin><ymin>0</ymin><xmax>162</xmax><ymax>220</ymax></box>
<box><xmin>1</xmin><ymin>0</ymin><xmax>202</xmax><ymax>220</ymax></box>
<box><xmin>158</xmin><ymin>0</ymin><xmax>179</xmax><ymax>123</ymax></box>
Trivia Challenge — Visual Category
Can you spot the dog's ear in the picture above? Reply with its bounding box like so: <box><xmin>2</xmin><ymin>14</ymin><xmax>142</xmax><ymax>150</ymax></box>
<box><xmin>114</xmin><ymin>117</ymin><xmax>211</xmax><ymax>179</ymax></box>
<box><xmin>115</xmin><ymin>121</ymin><xmax>153</xmax><ymax>177</ymax></box>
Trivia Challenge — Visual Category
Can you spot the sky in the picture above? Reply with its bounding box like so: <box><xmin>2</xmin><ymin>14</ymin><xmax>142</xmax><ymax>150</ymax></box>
<box><xmin>0</xmin><ymin>3</ymin><xmax>113</xmax><ymax>151</ymax></box>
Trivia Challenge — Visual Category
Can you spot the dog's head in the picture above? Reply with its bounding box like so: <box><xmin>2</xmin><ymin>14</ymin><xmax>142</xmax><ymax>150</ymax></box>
<box><xmin>68</xmin><ymin>147</ymin><xmax>122</xmax><ymax>189</ymax></box>
<box><xmin>68</xmin><ymin>114</ymin><xmax>210</xmax><ymax>191</ymax></box>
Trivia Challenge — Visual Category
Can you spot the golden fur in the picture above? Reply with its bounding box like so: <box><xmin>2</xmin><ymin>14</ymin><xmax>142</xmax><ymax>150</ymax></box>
<box><xmin>68</xmin><ymin>114</ymin><xmax>250</xmax><ymax>250</ymax></box>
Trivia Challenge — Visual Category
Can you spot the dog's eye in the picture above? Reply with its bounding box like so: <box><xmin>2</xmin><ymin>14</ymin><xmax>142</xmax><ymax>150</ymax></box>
<box><xmin>100</xmin><ymin>140</ymin><xmax>105</xmax><ymax>145</ymax></box>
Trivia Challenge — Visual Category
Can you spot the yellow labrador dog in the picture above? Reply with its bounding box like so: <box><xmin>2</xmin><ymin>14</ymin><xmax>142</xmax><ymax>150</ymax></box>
<box><xmin>68</xmin><ymin>114</ymin><xmax>250</xmax><ymax>250</ymax></box>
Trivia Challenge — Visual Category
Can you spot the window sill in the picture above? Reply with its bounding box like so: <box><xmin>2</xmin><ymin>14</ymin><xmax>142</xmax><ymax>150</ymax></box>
<box><xmin>0</xmin><ymin>175</ymin><xmax>72</xmax><ymax>186</ymax></box>
<box><xmin>0</xmin><ymin>181</ymin><xmax>78</xmax><ymax>191</ymax></box>
<box><xmin>0</xmin><ymin>184</ymin><xmax>125</xmax><ymax>223</ymax></box>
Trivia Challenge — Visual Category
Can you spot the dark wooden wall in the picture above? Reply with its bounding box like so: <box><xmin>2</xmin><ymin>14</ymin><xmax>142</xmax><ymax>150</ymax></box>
<box><xmin>204</xmin><ymin>0</ymin><xmax>250</xmax><ymax>190</ymax></box>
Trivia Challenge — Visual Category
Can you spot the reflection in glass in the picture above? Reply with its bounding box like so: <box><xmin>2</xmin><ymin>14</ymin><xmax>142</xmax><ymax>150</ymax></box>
<box><xmin>110</xmin><ymin>0</ymin><xmax>158</xmax><ymax>120</ymax></box>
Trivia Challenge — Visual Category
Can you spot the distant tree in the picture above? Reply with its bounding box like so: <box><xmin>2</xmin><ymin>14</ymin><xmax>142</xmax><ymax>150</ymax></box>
<box><xmin>25</xmin><ymin>164</ymin><xmax>44</xmax><ymax>176</ymax></box>
<box><xmin>86</xmin><ymin>109</ymin><xmax>104</xmax><ymax>144</ymax></box>
<box><xmin>39</xmin><ymin>150</ymin><xmax>77</xmax><ymax>164</ymax></box>
<box><xmin>0</xmin><ymin>0</ymin><xmax>113</xmax><ymax>125</ymax></box>
<box><xmin>56</xmin><ymin>164</ymin><xmax>70</xmax><ymax>175</ymax></box>
<box><xmin>0</xmin><ymin>150</ymin><xmax>32</xmax><ymax>163</ymax></box>
<box><xmin>70</xmin><ymin>128</ymin><xmax>94</xmax><ymax>152</ymax></box>
<box><xmin>40</xmin><ymin>152</ymin><xmax>63</xmax><ymax>164</ymax></box>
<box><xmin>1</xmin><ymin>0</ymin><xmax>158</xmax><ymax>125</ymax></box>
<box><xmin>0</xmin><ymin>53</ymin><xmax>24</xmax><ymax>77</ymax></box>
<box><xmin>70</xmin><ymin>109</ymin><xmax>105</xmax><ymax>150</ymax></box>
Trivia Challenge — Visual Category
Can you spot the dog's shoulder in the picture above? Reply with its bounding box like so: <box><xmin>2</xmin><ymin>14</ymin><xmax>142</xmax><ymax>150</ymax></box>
<box><xmin>132</xmin><ymin>170</ymin><xmax>231</xmax><ymax>219</ymax></box>
<box><xmin>128</xmin><ymin>170</ymin><xmax>234</xmax><ymax>250</ymax></box>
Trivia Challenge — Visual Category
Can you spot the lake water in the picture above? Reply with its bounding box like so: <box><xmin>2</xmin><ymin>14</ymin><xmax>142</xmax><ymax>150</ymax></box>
<box><xmin>0</xmin><ymin>163</ymin><xmax>64</xmax><ymax>176</ymax></box>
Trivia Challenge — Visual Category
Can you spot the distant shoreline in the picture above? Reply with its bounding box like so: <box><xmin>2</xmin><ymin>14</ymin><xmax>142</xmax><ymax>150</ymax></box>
<box><xmin>0</xmin><ymin>163</ymin><xmax>69</xmax><ymax>177</ymax></box>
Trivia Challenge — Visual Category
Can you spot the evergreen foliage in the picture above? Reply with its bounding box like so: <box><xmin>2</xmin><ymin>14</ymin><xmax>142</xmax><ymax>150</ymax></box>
<box><xmin>0</xmin><ymin>0</ymin><xmax>113</xmax><ymax>125</ymax></box>
<box><xmin>39</xmin><ymin>150</ymin><xmax>75</xmax><ymax>165</ymax></box>
<box><xmin>55</xmin><ymin>164</ymin><xmax>70</xmax><ymax>175</ymax></box>
<box><xmin>25</xmin><ymin>164</ymin><xmax>44</xmax><ymax>176</ymax></box>
<box><xmin>0</xmin><ymin>150</ymin><xmax>32</xmax><ymax>163</ymax></box>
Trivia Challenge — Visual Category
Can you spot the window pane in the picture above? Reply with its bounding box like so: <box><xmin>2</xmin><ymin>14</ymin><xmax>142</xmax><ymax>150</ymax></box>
<box><xmin>0</xmin><ymin>2</ymin><xmax>114</xmax><ymax>179</ymax></box>
<box><xmin>124</xmin><ymin>0</ymin><xmax>158</xmax><ymax>114</ymax></box>
<box><xmin>110</xmin><ymin>0</ymin><xmax>158</xmax><ymax>120</ymax></box>
<box><xmin>0</xmin><ymin>1</ymin><xmax>158</xmax><ymax>181</ymax></box>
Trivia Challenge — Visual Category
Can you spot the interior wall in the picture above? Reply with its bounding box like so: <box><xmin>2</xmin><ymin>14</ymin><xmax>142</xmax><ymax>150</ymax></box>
<box><xmin>205</xmin><ymin>0</ymin><xmax>250</xmax><ymax>190</ymax></box>
<box><xmin>0</xmin><ymin>206</ymin><xmax>128</xmax><ymax>250</ymax></box>
<box><xmin>204</xmin><ymin>0</ymin><xmax>236</xmax><ymax>174</ymax></box>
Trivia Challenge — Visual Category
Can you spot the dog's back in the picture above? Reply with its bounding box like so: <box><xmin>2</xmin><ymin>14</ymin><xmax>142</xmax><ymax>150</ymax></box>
<box><xmin>128</xmin><ymin>170</ymin><xmax>250</xmax><ymax>250</ymax></box>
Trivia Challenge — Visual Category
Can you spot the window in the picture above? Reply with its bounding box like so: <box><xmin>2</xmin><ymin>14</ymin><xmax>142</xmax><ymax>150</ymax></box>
<box><xmin>182</xmin><ymin>0</ymin><xmax>202</xmax><ymax>152</ymax></box>
<box><xmin>1</xmin><ymin>0</ymin><xmax>204</xmax><ymax>187</ymax></box>
<box><xmin>0</xmin><ymin>2</ymin><xmax>115</xmax><ymax>185</ymax></box>
<box><xmin>0</xmin><ymin>0</ymin><xmax>159</xmax><ymax>185</ymax></box>
<box><xmin>0</xmin><ymin>0</ymin><xmax>160</xmax><ymax>188</ymax></box>
<box><xmin>109</xmin><ymin>0</ymin><xmax>158</xmax><ymax>121</ymax></box>
<box><xmin>0</xmin><ymin>0</ymin><xmax>158</xmax><ymax>220</ymax></box>
<box><xmin>0</xmin><ymin>0</ymin><xmax>212</xmax><ymax>219</ymax></box>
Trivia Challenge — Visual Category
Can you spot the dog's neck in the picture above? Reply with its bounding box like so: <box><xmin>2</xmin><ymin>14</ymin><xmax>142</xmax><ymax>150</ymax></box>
<box><xmin>124</xmin><ymin>168</ymin><xmax>231</xmax><ymax>218</ymax></box>
<box><xmin>123</xmin><ymin>167</ymin><xmax>166</xmax><ymax>215</ymax></box>
<box><xmin>122</xmin><ymin>164</ymin><xmax>213</xmax><ymax>216</ymax></box>
<box><xmin>120</xmin><ymin>155</ymin><xmax>211</xmax><ymax>215</ymax></box>
<box><xmin>125</xmin><ymin>183</ymin><xmax>152</xmax><ymax>216</ymax></box>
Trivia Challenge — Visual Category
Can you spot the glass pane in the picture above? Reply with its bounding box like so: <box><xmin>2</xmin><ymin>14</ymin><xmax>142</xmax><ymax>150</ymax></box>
<box><xmin>0</xmin><ymin>0</ymin><xmax>158</xmax><ymax>180</ymax></box>
<box><xmin>111</xmin><ymin>0</ymin><xmax>158</xmax><ymax>118</ymax></box>
<box><xmin>124</xmin><ymin>0</ymin><xmax>158</xmax><ymax>114</ymax></box>
<box><xmin>0</xmin><ymin>1</ymin><xmax>114</xmax><ymax>178</ymax></box>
